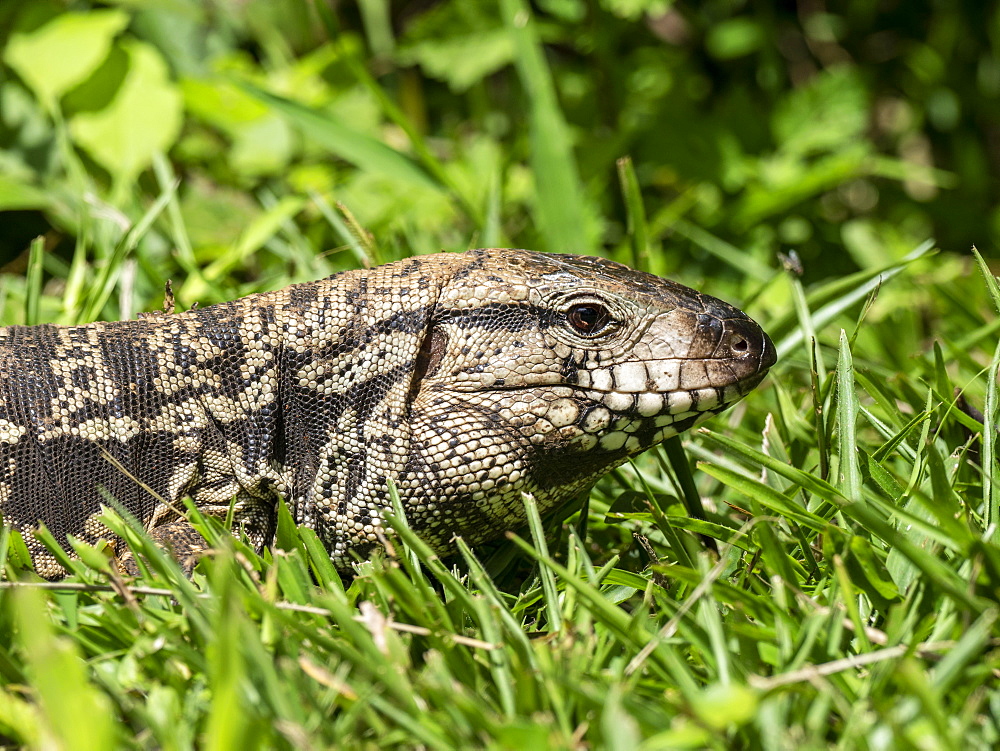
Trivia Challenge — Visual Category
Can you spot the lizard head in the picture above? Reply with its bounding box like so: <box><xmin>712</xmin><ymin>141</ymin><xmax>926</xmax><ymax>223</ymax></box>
<box><xmin>398</xmin><ymin>249</ymin><xmax>775</xmax><ymax>551</ymax></box>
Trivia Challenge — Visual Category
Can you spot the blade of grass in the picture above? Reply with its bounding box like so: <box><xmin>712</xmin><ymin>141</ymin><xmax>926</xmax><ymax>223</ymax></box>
<box><xmin>698</xmin><ymin>463</ymin><xmax>830</xmax><ymax>531</ymax></box>
<box><xmin>310</xmin><ymin>191</ymin><xmax>376</xmax><ymax>268</ymax></box>
<box><xmin>521</xmin><ymin>492</ymin><xmax>562</xmax><ymax>632</ymax></box>
<box><xmin>617</xmin><ymin>156</ymin><xmax>649</xmax><ymax>270</ymax></box>
<box><xmin>499</xmin><ymin>0</ymin><xmax>590</xmax><ymax>255</ymax></box>
<box><xmin>309</xmin><ymin>2</ymin><xmax>483</xmax><ymax>225</ymax></box>
<box><xmin>669</xmin><ymin>219</ymin><xmax>772</xmax><ymax>281</ymax></box>
<box><xmin>973</xmin><ymin>247</ymin><xmax>1000</xmax><ymax>314</ymax></box>
<box><xmin>78</xmin><ymin>180</ymin><xmax>177</xmax><ymax>323</ymax></box>
<box><xmin>984</xmin><ymin>339</ymin><xmax>1000</xmax><ymax>544</ymax></box>
<box><xmin>24</xmin><ymin>236</ymin><xmax>44</xmax><ymax>326</ymax></box>
<box><xmin>661</xmin><ymin>437</ymin><xmax>719</xmax><ymax>554</ymax></box>
<box><xmin>836</xmin><ymin>330</ymin><xmax>863</xmax><ymax>502</ymax></box>
<box><xmin>771</xmin><ymin>240</ymin><xmax>935</xmax><ymax>356</ymax></box>
<box><xmin>929</xmin><ymin>607</ymin><xmax>998</xmax><ymax>695</ymax></box>
<box><xmin>152</xmin><ymin>152</ymin><xmax>201</xmax><ymax>279</ymax></box>
<box><xmin>700</xmin><ymin>430</ymin><xmax>984</xmax><ymax>612</ymax></box>
<box><xmin>505</xmin><ymin>532</ymin><xmax>701</xmax><ymax>697</ymax></box>
<box><xmin>12</xmin><ymin>587</ymin><xmax>120</xmax><ymax>750</ymax></box>
<box><xmin>239</xmin><ymin>83</ymin><xmax>441</xmax><ymax>192</ymax></box>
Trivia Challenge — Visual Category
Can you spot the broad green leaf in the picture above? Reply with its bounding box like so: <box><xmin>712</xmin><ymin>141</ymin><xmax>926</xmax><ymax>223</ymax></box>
<box><xmin>228</xmin><ymin>115</ymin><xmax>295</xmax><ymax>177</ymax></box>
<box><xmin>706</xmin><ymin>17</ymin><xmax>764</xmax><ymax>60</ymax></box>
<box><xmin>396</xmin><ymin>0</ymin><xmax>512</xmax><ymax>92</ymax></box>
<box><xmin>399</xmin><ymin>29</ymin><xmax>514</xmax><ymax>93</ymax></box>
<box><xmin>181</xmin><ymin>77</ymin><xmax>293</xmax><ymax>176</ymax></box>
<box><xmin>772</xmin><ymin>68</ymin><xmax>868</xmax><ymax>155</ymax></box>
<box><xmin>0</xmin><ymin>176</ymin><xmax>50</xmax><ymax>211</ymax></box>
<box><xmin>69</xmin><ymin>40</ymin><xmax>183</xmax><ymax>185</ymax></box>
<box><xmin>3</xmin><ymin>10</ymin><xmax>129</xmax><ymax>111</ymax></box>
<box><xmin>181</xmin><ymin>77</ymin><xmax>271</xmax><ymax>126</ymax></box>
<box><xmin>601</xmin><ymin>0</ymin><xmax>670</xmax><ymax>21</ymax></box>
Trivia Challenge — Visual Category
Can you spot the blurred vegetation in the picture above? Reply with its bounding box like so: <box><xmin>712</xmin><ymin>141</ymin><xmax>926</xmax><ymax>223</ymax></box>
<box><xmin>1</xmin><ymin>0</ymin><xmax>995</xmax><ymax>319</ymax></box>
<box><xmin>4</xmin><ymin>1</ymin><xmax>1000</xmax><ymax>749</ymax></box>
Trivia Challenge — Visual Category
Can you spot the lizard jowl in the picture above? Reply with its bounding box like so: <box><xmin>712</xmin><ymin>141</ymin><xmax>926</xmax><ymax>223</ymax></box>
<box><xmin>0</xmin><ymin>249</ymin><xmax>776</xmax><ymax>575</ymax></box>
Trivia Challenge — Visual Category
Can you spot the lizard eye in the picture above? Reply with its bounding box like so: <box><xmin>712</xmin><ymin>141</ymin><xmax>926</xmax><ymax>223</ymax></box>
<box><xmin>567</xmin><ymin>303</ymin><xmax>613</xmax><ymax>336</ymax></box>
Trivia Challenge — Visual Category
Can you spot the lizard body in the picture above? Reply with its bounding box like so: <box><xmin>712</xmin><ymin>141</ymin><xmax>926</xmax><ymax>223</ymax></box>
<box><xmin>0</xmin><ymin>249</ymin><xmax>775</xmax><ymax>575</ymax></box>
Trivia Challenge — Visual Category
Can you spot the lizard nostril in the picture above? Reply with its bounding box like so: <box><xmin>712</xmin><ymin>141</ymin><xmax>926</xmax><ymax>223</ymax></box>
<box><xmin>731</xmin><ymin>336</ymin><xmax>749</xmax><ymax>354</ymax></box>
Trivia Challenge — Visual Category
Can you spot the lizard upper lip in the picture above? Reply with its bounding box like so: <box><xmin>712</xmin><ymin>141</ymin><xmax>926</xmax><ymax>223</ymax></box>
<box><xmin>450</xmin><ymin>350</ymin><xmax>776</xmax><ymax>394</ymax></box>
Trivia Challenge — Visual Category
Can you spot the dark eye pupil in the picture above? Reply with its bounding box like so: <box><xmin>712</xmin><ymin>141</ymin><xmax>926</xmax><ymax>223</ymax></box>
<box><xmin>568</xmin><ymin>304</ymin><xmax>610</xmax><ymax>334</ymax></box>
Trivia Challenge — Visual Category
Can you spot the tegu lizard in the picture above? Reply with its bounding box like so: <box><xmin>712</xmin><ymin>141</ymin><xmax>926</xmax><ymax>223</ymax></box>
<box><xmin>0</xmin><ymin>249</ymin><xmax>775</xmax><ymax>576</ymax></box>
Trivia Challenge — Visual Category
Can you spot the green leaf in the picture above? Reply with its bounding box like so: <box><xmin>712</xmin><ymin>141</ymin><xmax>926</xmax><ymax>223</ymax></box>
<box><xmin>181</xmin><ymin>77</ymin><xmax>294</xmax><ymax>177</ymax></box>
<box><xmin>3</xmin><ymin>10</ymin><xmax>129</xmax><ymax>111</ymax></box>
<box><xmin>399</xmin><ymin>28</ymin><xmax>514</xmax><ymax>93</ymax></box>
<box><xmin>772</xmin><ymin>68</ymin><xmax>868</xmax><ymax>155</ymax></box>
<box><xmin>600</xmin><ymin>0</ymin><xmax>670</xmax><ymax>21</ymax></box>
<box><xmin>239</xmin><ymin>84</ymin><xmax>442</xmax><ymax>191</ymax></box>
<box><xmin>0</xmin><ymin>176</ymin><xmax>50</xmax><ymax>211</ymax></box>
<box><xmin>69</xmin><ymin>39</ymin><xmax>183</xmax><ymax>185</ymax></box>
<box><xmin>705</xmin><ymin>18</ymin><xmax>764</xmax><ymax>60</ymax></box>
<box><xmin>396</xmin><ymin>0</ymin><xmax>512</xmax><ymax>92</ymax></box>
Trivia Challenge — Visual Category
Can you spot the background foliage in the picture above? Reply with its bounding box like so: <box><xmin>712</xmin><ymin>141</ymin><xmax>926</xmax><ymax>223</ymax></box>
<box><xmin>2</xmin><ymin>1</ymin><xmax>1000</xmax><ymax>748</ymax></box>
<box><xmin>2</xmin><ymin>0</ymin><xmax>994</xmax><ymax>312</ymax></box>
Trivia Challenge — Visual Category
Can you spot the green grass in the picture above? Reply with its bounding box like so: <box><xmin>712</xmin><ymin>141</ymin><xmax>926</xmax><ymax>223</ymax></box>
<box><xmin>4</xmin><ymin>238</ymin><xmax>1000</xmax><ymax>750</ymax></box>
<box><xmin>3</xmin><ymin>1</ymin><xmax>1000</xmax><ymax>748</ymax></box>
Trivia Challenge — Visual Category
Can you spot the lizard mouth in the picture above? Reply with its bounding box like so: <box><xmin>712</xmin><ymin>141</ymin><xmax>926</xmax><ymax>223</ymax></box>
<box><xmin>570</xmin><ymin>312</ymin><xmax>775</xmax><ymax>406</ymax></box>
<box><xmin>538</xmin><ymin>325</ymin><xmax>776</xmax><ymax>455</ymax></box>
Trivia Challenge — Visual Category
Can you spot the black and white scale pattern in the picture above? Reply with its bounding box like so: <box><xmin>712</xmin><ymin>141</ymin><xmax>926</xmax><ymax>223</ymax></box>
<box><xmin>0</xmin><ymin>249</ymin><xmax>776</xmax><ymax>575</ymax></box>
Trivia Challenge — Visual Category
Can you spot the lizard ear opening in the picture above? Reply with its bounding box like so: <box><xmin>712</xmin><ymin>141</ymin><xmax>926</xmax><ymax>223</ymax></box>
<box><xmin>406</xmin><ymin>326</ymin><xmax>449</xmax><ymax>405</ymax></box>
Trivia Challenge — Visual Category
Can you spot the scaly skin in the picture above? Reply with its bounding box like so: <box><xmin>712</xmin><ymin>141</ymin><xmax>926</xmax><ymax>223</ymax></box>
<box><xmin>0</xmin><ymin>249</ymin><xmax>776</xmax><ymax>575</ymax></box>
